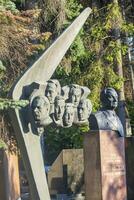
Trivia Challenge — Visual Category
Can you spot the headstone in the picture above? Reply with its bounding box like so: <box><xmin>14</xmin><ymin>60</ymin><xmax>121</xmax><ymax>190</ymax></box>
<box><xmin>125</xmin><ymin>136</ymin><xmax>134</xmax><ymax>200</ymax></box>
<box><xmin>47</xmin><ymin>149</ymin><xmax>84</xmax><ymax>195</ymax></box>
<box><xmin>84</xmin><ymin>130</ymin><xmax>127</xmax><ymax>200</ymax></box>
<box><xmin>0</xmin><ymin>149</ymin><xmax>20</xmax><ymax>200</ymax></box>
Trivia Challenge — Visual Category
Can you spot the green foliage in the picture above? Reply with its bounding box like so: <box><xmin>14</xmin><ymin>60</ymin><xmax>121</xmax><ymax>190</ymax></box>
<box><xmin>0</xmin><ymin>60</ymin><xmax>6</xmax><ymax>78</ymax></box>
<box><xmin>105</xmin><ymin>2</ymin><xmax>123</xmax><ymax>30</ymax></box>
<box><xmin>0</xmin><ymin>139</ymin><xmax>7</xmax><ymax>149</ymax></box>
<box><xmin>104</xmin><ymin>67</ymin><xmax>124</xmax><ymax>90</ymax></box>
<box><xmin>122</xmin><ymin>23</ymin><xmax>134</xmax><ymax>36</ymax></box>
<box><xmin>45</xmin><ymin>126</ymin><xmax>83</xmax><ymax>164</ymax></box>
<box><xmin>0</xmin><ymin>0</ymin><xmax>133</xmax><ymax>156</ymax></box>
<box><xmin>69</xmin><ymin>34</ymin><xmax>86</xmax><ymax>62</ymax></box>
<box><xmin>0</xmin><ymin>0</ymin><xmax>18</xmax><ymax>12</ymax></box>
<box><xmin>65</xmin><ymin>0</ymin><xmax>83</xmax><ymax>20</ymax></box>
<box><xmin>0</xmin><ymin>98</ymin><xmax>29</xmax><ymax>110</ymax></box>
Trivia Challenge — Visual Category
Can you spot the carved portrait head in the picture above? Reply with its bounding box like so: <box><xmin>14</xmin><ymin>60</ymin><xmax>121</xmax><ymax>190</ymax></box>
<box><xmin>63</xmin><ymin>103</ymin><xmax>74</xmax><ymax>127</ymax></box>
<box><xmin>45</xmin><ymin>79</ymin><xmax>61</xmax><ymax>104</ymax></box>
<box><xmin>100</xmin><ymin>88</ymin><xmax>118</xmax><ymax>110</ymax></box>
<box><xmin>31</xmin><ymin>95</ymin><xmax>51</xmax><ymax>126</ymax></box>
<box><xmin>78</xmin><ymin>99</ymin><xmax>92</xmax><ymax>123</ymax></box>
<box><xmin>68</xmin><ymin>84</ymin><xmax>82</xmax><ymax>107</ymax></box>
<box><xmin>54</xmin><ymin>96</ymin><xmax>65</xmax><ymax>121</ymax></box>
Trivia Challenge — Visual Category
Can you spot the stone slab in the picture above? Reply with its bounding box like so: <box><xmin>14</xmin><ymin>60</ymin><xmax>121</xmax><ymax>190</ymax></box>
<box><xmin>0</xmin><ymin>149</ymin><xmax>20</xmax><ymax>200</ymax></box>
<box><xmin>84</xmin><ymin>130</ymin><xmax>127</xmax><ymax>200</ymax></box>
<box><xmin>125</xmin><ymin>137</ymin><xmax>134</xmax><ymax>200</ymax></box>
<box><xmin>47</xmin><ymin>149</ymin><xmax>84</xmax><ymax>195</ymax></box>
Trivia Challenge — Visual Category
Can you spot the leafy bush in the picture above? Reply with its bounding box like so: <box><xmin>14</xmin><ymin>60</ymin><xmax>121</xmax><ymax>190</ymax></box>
<box><xmin>0</xmin><ymin>0</ymin><xmax>18</xmax><ymax>12</ymax></box>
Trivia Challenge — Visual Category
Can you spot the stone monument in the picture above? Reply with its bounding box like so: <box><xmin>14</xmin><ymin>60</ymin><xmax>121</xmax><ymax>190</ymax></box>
<box><xmin>9</xmin><ymin>8</ymin><xmax>92</xmax><ymax>200</ymax></box>
<box><xmin>89</xmin><ymin>87</ymin><xmax>124</xmax><ymax>137</ymax></box>
<box><xmin>28</xmin><ymin>81</ymin><xmax>92</xmax><ymax>131</ymax></box>
<box><xmin>84</xmin><ymin>87</ymin><xmax>127</xmax><ymax>200</ymax></box>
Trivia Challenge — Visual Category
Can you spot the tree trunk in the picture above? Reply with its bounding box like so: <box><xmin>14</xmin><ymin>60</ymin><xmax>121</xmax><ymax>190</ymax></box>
<box><xmin>111</xmin><ymin>0</ymin><xmax>128</xmax><ymax>135</ymax></box>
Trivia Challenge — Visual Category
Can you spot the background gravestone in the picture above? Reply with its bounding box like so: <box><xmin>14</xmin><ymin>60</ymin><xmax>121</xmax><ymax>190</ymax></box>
<box><xmin>47</xmin><ymin>149</ymin><xmax>84</xmax><ymax>196</ymax></box>
<box><xmin>0</xmin><ymin>149</ymin><xmax>20</xmax><ymax>200</ymax></box>
<box><xmin>125</xmin><ymin>137</ymin><xmax>134</xmax><ymax>200</ymax></box>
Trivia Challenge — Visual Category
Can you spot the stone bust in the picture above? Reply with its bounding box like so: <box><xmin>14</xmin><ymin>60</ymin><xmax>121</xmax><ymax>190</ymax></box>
<box><xmin>89</xmin><ymin>88</ymin><xmax>124</xmax><ymax>137</ymax></box>
<box><xmin>31</xmin><ymin>95</ymin><xmax>52</xmax><ymax>127</ymax></box>
<box><xmin>63</xmin><ymin>103</ymin><xmax>74</xmax><ymax>128</ymax></box>
<box><xmin>52</xmin><ymin>95</ymin><xmax>65</xmax><ymax>126</ymax></box>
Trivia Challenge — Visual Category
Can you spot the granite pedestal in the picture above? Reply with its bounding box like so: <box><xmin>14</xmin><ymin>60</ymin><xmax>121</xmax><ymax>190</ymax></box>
<box><xmin>125</xmin><ymin>136</ymin><xmax>134</xmax><ymax>200</ymax></box>
<box><xmin>84</xmin><ymin>130</ymin><xmax>127</xmax><ymax>200</ymax></box>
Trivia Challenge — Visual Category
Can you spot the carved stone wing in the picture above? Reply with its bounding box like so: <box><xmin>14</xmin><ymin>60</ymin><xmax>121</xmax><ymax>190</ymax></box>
<box><xmin>11</xmin><ymin>7</ymin><xmax>92</xmax><ymax>100</ymax></box>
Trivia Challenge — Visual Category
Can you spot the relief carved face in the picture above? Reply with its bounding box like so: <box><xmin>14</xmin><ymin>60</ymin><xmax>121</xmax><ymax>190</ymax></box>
<box><xmin>63</xmin><ymin>103</ymin><xmax>74</xmax><ymax>127</ymax></box>
<box><xmin>78</xmin><ymin>99</ymin><xmax>92</xmax><ymax>122</ymax></box>
<box><xmin>69</xmin><ymin>85</ymin><xmax>81</xmax><ymax>107</ymax></box>
<box><xmin>54</xmin><ymin>96</ymin><xmax>65</xmax><ymax>121</ymax></box>
<box><xmin>31</xmin><ymin>96</ymin><xmax>50</xmax><ymax>126</ymax></box>
<box><xmin>45</xmin><ymin>80</ymin><xmax>61</xmax><ymax>104</ymax></box>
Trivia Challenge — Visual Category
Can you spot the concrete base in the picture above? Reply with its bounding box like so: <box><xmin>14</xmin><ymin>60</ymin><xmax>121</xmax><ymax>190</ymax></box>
<box><xmin>84</xmin><ymin>130</ymin><xmax>127</xmax><ymax>200</ymax></box>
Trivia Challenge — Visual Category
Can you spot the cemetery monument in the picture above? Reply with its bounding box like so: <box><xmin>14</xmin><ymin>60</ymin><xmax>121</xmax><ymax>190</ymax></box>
<box><xmin>9</xmin><ymin>7</ymin><xmax>92</xmax><ymax>200</ymax></box>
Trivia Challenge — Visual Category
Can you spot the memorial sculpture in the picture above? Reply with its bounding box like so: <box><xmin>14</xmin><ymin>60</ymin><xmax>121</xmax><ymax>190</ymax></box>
<box><xmin>45</xmin><ymin>79</ymin><xmax>61</xmax><ymax>114</ymax></box>
<box><xmin>30</xmin><ymin>95</ymin><xmax>52</xmax><ymax>134</ymax></box>
<box><xmin>9</xmin><ymin>7</ymin><xmax>92</xmax><ymax>200</ymax></box>
<box><xmin>68</xmin><ymin>84</ymin><xmax>82</xmax><ymax>107</ymax></box>
<box><xmin>52</xmin><ymin>95</ymin><xmax>65</xmax><ymax>126</ymax></box>
<box><xmin>29</xmin><ymin>80</ymin><xmax>92</xmax><ymax>130</ymax></box>
<box><xmin>63</xmin><ymin>103</ymin><xmax>74</xmax><ymax>127</ymax></box>
<box><xmin>77</xmin><ymin>99</ymin><xmax>92</xmax><ymax>124</ymax></box>
<box><xmin>89</xmin><ymin>87</ymin><xmax>124</xmax><ymax>137</ymax></box>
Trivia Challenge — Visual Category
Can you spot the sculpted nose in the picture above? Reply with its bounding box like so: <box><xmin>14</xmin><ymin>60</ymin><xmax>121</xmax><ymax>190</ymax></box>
<box><xmin>34</xmin><ymin>107</ymin><xmax>38</xmax><ymax>112</ymax></box>
<box><xmin>47</xmin><ymin>92</ymin><xmax>50</xmax><ymax>97</ymax></box>
<box><xmin>79</xmin><ymin>109</ymin><xmax>82</xmax><ymax>113</ymax></box>
<box><xmin>58</xmin><ymin>108</ymin><xmax>60</xmax><ymax>114</ymax></box>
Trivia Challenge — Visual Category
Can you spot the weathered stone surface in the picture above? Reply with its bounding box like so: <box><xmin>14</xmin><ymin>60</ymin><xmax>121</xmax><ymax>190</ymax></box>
<box><xmin>84</xmin><ymin>131</ymin><xmax>127</xmax><ymax>200</ymax></box>
<box><xmin>9</xmin><ymin>8</ymin><xmax>92</xmax><ymax>200</ymax></box>
<box><xmin>29</xmin><ymin>82</ymin><xmax>92</xmax><ymax>129</ymax></box>
<box><xmin>0</xmin><ymin>149</ymin><xmax>20</xmax><ymax>200</ymax></box>
<box><xmin>125</xmin><ymin>137</ymin><xmax>134</xmax><ymax>200</ymax></box>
